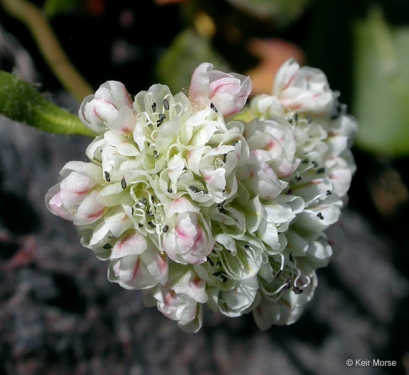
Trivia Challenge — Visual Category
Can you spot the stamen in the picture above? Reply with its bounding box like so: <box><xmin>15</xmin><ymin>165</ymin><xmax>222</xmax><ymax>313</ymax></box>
<box><xmin>210</xmin><ymin>103</ymin><xmax>218</xmax><ymax>112</ymax></box>
<box><xmin>326</xmin><ymin>190</ymin><xmax>332</xmax><ymax>195</ymax></box>
<box><xmin>152</xmin><ymin>102</ymin><xmax>156</xmax><ymax>112</ymax></box>
<box><xmin>163</xmin><ymin>98</ymin><xmax>169</xmax><ymax>110</ymax></box>
<box><xmin>162</xmin><ymin>225</ymin><xmax>169</xmax><ymax>233</ymax></box>
<box><xmin>317</xmin><ymin>212</ymin><xmax>324</xmax><ymax>220</ymax></box>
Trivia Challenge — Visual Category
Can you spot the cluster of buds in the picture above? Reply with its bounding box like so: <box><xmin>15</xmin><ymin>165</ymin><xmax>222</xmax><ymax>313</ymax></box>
<box><xmin>46</xmin><ymin>59</ymin><xmax>357</xmax><ymax>332</ymax></box>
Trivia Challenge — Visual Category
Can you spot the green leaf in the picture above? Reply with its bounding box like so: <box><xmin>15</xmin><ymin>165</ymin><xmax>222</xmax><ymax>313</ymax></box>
<box><xmin>0</xmin><ymin>71</ymin><xmax>95</xmax><ymax>137</ymax></box>
<box><xmin>353</xmin><ymin>7</ymin><xmax>409</xmax><ymax>157</ymax></box>
<box><xmin>155</xmin><ymin>28</ymin><xmax>229</xmax><ymax>94</ymax></box>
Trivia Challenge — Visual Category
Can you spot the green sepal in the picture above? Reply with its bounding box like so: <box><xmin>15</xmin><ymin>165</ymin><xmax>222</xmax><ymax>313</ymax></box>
<box><xmin>0</xmin><ymin>71</ymin><xmax>96</xmax><ymax>137</ymax></box>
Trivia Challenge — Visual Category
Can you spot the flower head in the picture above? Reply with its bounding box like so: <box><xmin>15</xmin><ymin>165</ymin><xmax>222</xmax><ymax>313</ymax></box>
<box><xmin>46</xmin><ymin>60</ymin><xmax>357</xmax><ymax>332</ymax></box>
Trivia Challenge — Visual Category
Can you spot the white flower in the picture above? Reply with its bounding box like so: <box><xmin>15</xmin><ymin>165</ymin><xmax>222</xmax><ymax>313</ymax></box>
<box><xmin>79</xmin><ymin>81</ymin><xmax>133</xmax><ymax>133</ymax></box>
<box><xmin>189</xmin><ymin>62</ymin><xmax>252</xmax><ymax>117</ymax></box>
<box><xmin>46</xmin><ymin>60</ymin><xmax>357</xmax><ymax>332</ymax></box>
<box><xmin>273</xmin><ymin>58</ymin><xmax>335</xmax><ymax>116</ymax></box>
<box><xmin>162</xmin><ymin>198</ymin><xmax>214</xmax><ymax>265</ymax></box>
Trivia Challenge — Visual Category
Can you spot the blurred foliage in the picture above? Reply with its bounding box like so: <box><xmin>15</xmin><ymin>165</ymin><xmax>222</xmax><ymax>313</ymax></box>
<box><xmin>1</xmin><ymin>0</ymin><xmax>409</xmax><ymax>157</ymax></box>
<box><xmin>353</xmin><ymin>6</ymin><xmax>409</xmax><ymax>157</ymax></box>
<box><xmin>155</xmin><ymin>28</ymin><xmax>229</xmax><ymax>94</ymax></box>
<box><xmin>44</xmin><ymin>0</ymin><xmax>82</xmax><ymax>16</ymax></box>
<box><xmin>225</xmin><ymin>0</ymin><xmax>312</xmax><ymax>28</ymax></box>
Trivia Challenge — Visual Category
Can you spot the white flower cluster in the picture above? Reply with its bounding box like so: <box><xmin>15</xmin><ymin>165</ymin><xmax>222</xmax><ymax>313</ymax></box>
<box><xmin>46</xmin><ymin>60</ymin><xmax>357</xmax><ymax>332</ymax></box>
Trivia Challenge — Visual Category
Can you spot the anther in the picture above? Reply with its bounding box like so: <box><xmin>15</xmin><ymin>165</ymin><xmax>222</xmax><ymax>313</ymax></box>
<box><xmin>157</xmin><ymin>113</ymin><xmax>166</xmax><ymax>126</ymax></box>
<box><xmin>292</xmin><ymin>286</ymin><xmax>303</xmax><ymax>294</ymax></box>
<box><xmin>121</xmin><ymin>178</ymin><xmax>127</xmax><ymax>189</ymax></box>
<box><xmin>163</xmin><ymin>98</ymin><xmax>169</xmax><ymax>110</ymax></box>
<box><xmin>189</xmin><ymin>186</ymin><xmax>200</xmax><ymax>193</ymax></box>
<box><xmin>217</xmin><ymin>200</ymin><xmax>226</xmax><ymax>208</ymax></box>
<box><xmin>326</xmin><ymin>190</ymin><xmax>332</xmax><ymax>195</ymax></box>
<box><xmin>148</xmin><ymin>221</ymin><xmax>155</xmax><ymax>228</ymax></box>
<box><xmin>284</xmin><ymin>278</ymin><xmax>292</xmax><ymax>289</ymax></box>
<box><xmin>167</xmin><ymin>187</ymin><xmax>173</xmax><ymax>193</ymax></box>
<box><xmin>152</xmin><ymin>102</ymin><xmax>156</xmax><ymax>112</ymax></box>
<box><xmin>162</xmin><ymin>225</ymin><xmax>169</xmax><ymax>233</ymax></box>
<box><xmin>104</xmin><ymin>171</ymin><xmax>111</xmax><ymax>182</ymax></box>
<box><xmin>218</xmin><ymin>207</ymin><xmax>226</xmax><ymax>214</ymax></box>
<box><xmin>317</xmin><ymin>168</ymin><xmax>325</xmax><ymax>174</ymax></box>
<box><xmin>210</xmin><ymin>103</ymin><xmax>218</xmax><ymax>112</ymax></box>
<box><xmin>312</xmin><ymin>161</ymin><xmax>318</xmax><ymax>168</ymax></box>
<box><xmin>103</xmin><ymin>243</ymin><xmax>112</xmax><ymax>249</ymax></box>
<box><xmin>317</xmin><ymin>212</ymin><xmax>324</xmax><ymax>220</ymax></box>
<box><xmin>289</xmin><ymin>252</ymin><xmax>295</xmax><ymax>262</ymax></box>
<box><xmin>153</xmin><ymin>150</ymin><xmax>159</xmax><ymax>158</ymax></box>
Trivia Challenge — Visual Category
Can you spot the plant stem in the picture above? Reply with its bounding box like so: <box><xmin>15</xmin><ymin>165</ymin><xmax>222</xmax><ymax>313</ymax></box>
<box><xmin>1</xmin><ymin>0</ymin><xmax>94</xmax><ymax>102</ymax></box>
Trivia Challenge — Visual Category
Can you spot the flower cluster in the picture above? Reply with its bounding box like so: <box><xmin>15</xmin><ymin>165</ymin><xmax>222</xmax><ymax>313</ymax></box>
<box><xmin>46</xmin><ymin>60</ymin><xmax>357</xmax><ymax>332</ymax></box>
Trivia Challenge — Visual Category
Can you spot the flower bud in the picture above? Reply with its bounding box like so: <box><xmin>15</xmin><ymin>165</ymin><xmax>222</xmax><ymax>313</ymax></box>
<box><xmin>163</xmin><ymin>198</ymin><xmax>214</xmax><ymax>264</ymax></box>
<box><xmin>79</xmin><ymin>81</ymin><xmax>133</xmax><ymax>133</ymax></box>
<box><xmin>189</xmin><ymin>62</ymin><xmax>252</xmax><ymax>117</ymax></box>
<box><xmin>273</xmin><ymin>59</ymin><xmax>334</xmax><ymax>116</ymax></box>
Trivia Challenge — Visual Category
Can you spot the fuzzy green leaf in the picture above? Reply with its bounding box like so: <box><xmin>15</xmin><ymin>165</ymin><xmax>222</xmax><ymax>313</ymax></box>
<box><xmin>0</xmin><ymin>71</ymin><xmax>95</xmax><ymax>137</ymax></box>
